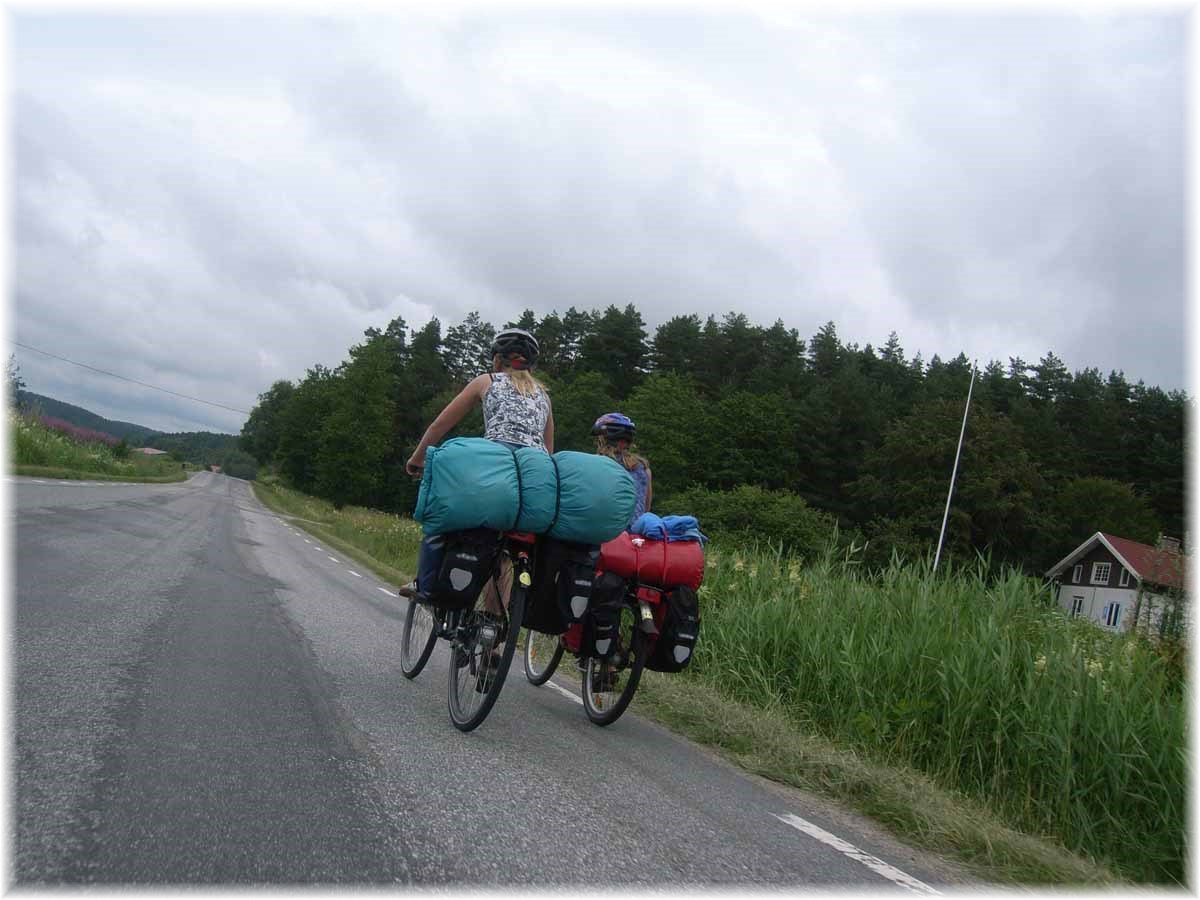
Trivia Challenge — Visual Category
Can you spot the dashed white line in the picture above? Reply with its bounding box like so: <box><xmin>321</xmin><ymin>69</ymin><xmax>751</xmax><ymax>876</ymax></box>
<box><xmin>347</xmin><ymin>570</ymin><xmax>362</xmax><ymax>578</ymax></box>
<box><xmin>773</xmin><ymin>813</ymin><xmax>939</xmax><ymax>894</ymax></box>
<box><xmin>377</xmin><ymin>587</ymin><xmax>394</xmax><ymax>596</ymax></box>
<box><xmin>33</xmin><ymin>480</ymin><xmax>47</xmax><ymax>484</ymax></box>
<box><xmin>303</xmin><ymin>539</ymin><xmax>311</xmax><ymax>544</ymax></box>
<box><xmin>544</xmin><ymin>679</ymin><xmax>583</xmax><ymax>706</ymax></box>
<box><xmin>328</xmin><ymin>556</ymin><xmax>338</xmax><ymax>562</ymax></box>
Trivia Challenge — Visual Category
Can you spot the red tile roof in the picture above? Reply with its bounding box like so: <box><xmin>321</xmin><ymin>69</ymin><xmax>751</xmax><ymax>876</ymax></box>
<box><xmin>1101</xmin><ymin>533</ymin><xmax>1185</xmax><ymax>590</ymax></box>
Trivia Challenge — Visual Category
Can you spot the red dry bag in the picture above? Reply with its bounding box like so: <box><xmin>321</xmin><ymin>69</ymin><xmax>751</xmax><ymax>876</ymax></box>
<box><xmin>598</xmin><ymin>531</ymin><xmax>704</xmax><ymax>590</ymax></box>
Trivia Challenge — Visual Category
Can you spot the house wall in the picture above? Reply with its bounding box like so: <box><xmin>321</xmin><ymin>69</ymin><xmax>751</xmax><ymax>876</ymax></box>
<box><xmin>1058</xmin><ymin>583</ymin><xmax>1138</xmax><ymax>631</ymax></box>
<box><xmin>1063</xmin><ymin>544</ymin><xmax>1134</xmax><ymax>589</ymax></box>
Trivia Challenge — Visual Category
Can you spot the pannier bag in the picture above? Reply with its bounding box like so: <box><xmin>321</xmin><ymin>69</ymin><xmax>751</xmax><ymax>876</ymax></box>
<box><xmin>583</xmin><ymin>571</ymin><xmax>627</xmax><ymax>659</ymax></box>
<box><xmin>524</xmin><ymin>539</ymin><xmax>601</xmax><ymax>635</ymax></box>
<box><xmin>599</xmin><ymin>531</ymin><xmax>705</xmax><ymax>590</ymax></box>
<box><xmin>553</xmin><ymin>541</ymin><xmax>602</xmax><ymax>624</ymax></box>
<box><xmin>646</xmin><ymin>585</ymin><xmax>700</xmax><ymax>672</ymax></box>
<box><xmin>413</xmin><ymin>439</ymin><xmax>634</xmax><ymax>544</ymax></box>
<box><xmin>430</xmin><ymin>528</ymin><xmax>501</xmax><ymax>610</ymax></box>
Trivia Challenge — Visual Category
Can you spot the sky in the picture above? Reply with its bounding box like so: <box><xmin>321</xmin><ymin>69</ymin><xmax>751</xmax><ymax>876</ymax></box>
<box><xmin>8</xmin><ymin>6</ymin><xmax>1188</xmax><ymax>435</ymax></box>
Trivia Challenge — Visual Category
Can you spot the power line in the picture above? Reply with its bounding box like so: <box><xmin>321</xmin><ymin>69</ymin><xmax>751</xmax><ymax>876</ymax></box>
<box><xmin>11</xmin><ymin>340</ymin><xmax>252</xmax><ymax>416</ymax></box>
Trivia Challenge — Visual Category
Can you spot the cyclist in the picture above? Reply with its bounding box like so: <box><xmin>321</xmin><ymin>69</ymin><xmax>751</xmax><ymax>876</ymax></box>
<box><xmin>592</xmin><ymin>412</ymin><xmax>652</xmax><ymax>527</ymax></box>
<box><xmin>399</xmin><ymin>327</ymin><xmax>554</xmax><ymax>605</ymax></box>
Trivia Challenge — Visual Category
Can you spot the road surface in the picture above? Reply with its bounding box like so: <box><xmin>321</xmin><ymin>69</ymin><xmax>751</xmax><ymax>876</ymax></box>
<box><xmin>14</xmin><ymin>471</ymin><xmax>973</xmax><ymax>888</ymax></box>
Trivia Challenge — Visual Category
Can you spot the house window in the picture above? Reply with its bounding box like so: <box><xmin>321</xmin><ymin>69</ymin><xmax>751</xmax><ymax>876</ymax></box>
<box><xmin>1091</xmin><ymin>562</ymin><xmax>1111</xmax><ymax>585</ymax></box>
<box><xmin>1072</xmin><ymin>564</ymin><xmax>1083</xmax><ymax>583</ymax></box>
<box><xmin>1071</xmin><ymin>595</ymin><xmax>1084</xmax><ymax>617</ymax></box>
<box><xmin>1105</xmin><ymin>603</ymin><xmax>1122</xmax><ymax>628</ymax></box>
<box><xmin>1119</xmin><ymin>569</ymin><xmax>1131</xmax><ymax>587</ymax></box>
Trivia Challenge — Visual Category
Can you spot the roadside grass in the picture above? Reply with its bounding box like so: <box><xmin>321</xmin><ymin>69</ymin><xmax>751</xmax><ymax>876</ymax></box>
<box><xmin>14</xmin><ymin>464</ymin><xmax>186</xmax><ymax>483</ymax></box>
<box><xmin>12</xmin><ymin>413</ymin><xmax>186</xmax><ymax>482</ymax></box>
<box><xmin>242</xmin><ymin>478</ymin><xmax>1177</xmax><ymax>887</ymax></box>
<box><xmin>628</xmin><ymin>671</ymin><xmax>1116</xmax><ymax>886</ymax></box>
<box><xmin>691</xmin><ymin>542</ymin><xmax>1184</xmax><ymax>885</ymax></box>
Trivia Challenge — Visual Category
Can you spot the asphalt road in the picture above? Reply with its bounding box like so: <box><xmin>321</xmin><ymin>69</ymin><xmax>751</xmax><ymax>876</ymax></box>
<box><xmin>14</xmin><ymin>471</ymin><xmax>975</xmax><ymax>888</ymax></box>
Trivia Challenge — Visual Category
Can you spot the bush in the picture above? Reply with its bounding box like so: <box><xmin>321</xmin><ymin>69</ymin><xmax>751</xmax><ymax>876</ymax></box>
<box><xmin>661</xmin><ymin>484</ymin><xmax>843</xmax><ymax>562</ymax></box>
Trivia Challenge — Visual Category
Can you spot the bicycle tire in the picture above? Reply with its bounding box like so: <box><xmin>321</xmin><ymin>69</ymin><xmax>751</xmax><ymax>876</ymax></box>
<box><xmin>400</xmin><ymin>597</ymin><xmax>438</xmax><ymax>679</ymax></box>
<box><xmin>582</xmin><ymin>604</ymin><xmax>648</xmax><ymax>726</ymax></box>
<box><xmin>448</xmin><ymin>575</ymin><xmax>527</xmax><ymax>732</ymax></box>
<box><xmin>523</xmin><ymin>628</ymin><xmax>565</xmax><ymax>685</ymax></box>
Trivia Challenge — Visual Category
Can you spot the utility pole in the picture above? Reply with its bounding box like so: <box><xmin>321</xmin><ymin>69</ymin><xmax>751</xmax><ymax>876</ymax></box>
<box><xmin>933</xmin><ymin>361</ymin><xmax>977</xmax><ymax>574</ymax></box>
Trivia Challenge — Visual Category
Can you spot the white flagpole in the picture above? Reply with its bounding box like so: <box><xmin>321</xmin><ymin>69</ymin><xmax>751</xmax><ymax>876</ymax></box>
<box><xmin>933</xmin><ymin>361</ymin><xmax>977</xmax><ymax>574</ymax></box>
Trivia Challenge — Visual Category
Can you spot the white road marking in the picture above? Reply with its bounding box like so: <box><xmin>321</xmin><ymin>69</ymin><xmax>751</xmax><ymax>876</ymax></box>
<box><xmin>377</xmin><ymin>587</ymin><xmax>394</xmax><ymax>595</ymax></box>
<box><xmin>545</xmin><ymin>679</ymin><xmax>583</xmax><ymax>706</ymax></box>
<box><xmin>33</xmin><ymin>480</ymin><xmax>47</xmax><ymax>483</ymax></box>
<box><xmin>303</xmin><ymin>539</ymin><xmax>311</xmax><ymax>544</ymax></box>
<box><xmin>773</xmin><ymin>813</ymin><xmax>940</xmax><ymax>894</ymax></box>
<box><xmin>328</xmin><ymin>556</ymin><xmax>339</xmax><ymax>562</ymax></box>
<box><xmin>347</xmin><ymin>570</ymin><xmax>362</xmax><ymax>578</ymax></box>
<box><xmin>59</xmin><ymin>481</ymin><xmax>72</xmax><ymax>485</ymax></box>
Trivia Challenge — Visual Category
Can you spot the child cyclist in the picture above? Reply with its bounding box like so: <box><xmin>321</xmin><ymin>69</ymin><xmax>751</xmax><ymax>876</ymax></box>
<box><xmin>399</xmin><ymin>327</ymin><xmax>554</xmax><ymax>601</ymax></box>
<box><xmin>592</xmin><ymin>412</ymin><xmax>651</xmax><ymax>528</ymax></box>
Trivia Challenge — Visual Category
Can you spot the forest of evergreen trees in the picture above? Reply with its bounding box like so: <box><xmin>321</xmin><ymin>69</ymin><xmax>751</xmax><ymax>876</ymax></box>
<box><xmin>240</xmin><ymin>305</ymin><xmax>1187</xmax><ymax>574</ymax></box>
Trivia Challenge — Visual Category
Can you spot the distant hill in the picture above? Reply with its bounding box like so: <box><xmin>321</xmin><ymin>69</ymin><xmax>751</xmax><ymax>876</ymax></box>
<box><xmin>145</xmin><ymin>431</ymin><xmax>241</xmax><ymax>463</ymax></box>
<box><xmin>16</xmin><ymin>390</ymin><xmax>242</xmax><ymax>464</ymax></box>
<box><xmin>17</xmin><ymin>390</ymin><xmax>161</xmax><ymax>444</ymax></box>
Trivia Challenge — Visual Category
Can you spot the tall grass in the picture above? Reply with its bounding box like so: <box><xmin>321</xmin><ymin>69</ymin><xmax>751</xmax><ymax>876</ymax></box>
<box><xmin>689</xmin><ymin>542</ymin><xmax>1186</xmax><ymax>883</ymax></box>
<box><xmin>12</xmin><ymin>412</ymin><xmax>185</xmax><ymax>480</ymax></box>
<box><xmin>13</xmin><ymin>412</ymin><xmax>138</xmax><ymax>474</ymax></box>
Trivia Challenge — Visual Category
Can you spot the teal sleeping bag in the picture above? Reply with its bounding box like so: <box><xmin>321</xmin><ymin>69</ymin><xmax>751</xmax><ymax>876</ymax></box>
<box><xmin>413</xmin><ymin>439</ymin><xmax>635</xmax><ymax>543</ymax></box>
<box><xmin>414</xmin><ymin>438</ymin><xmax>517</xmax><ymax>535</ymax></box>
<box><xmin>548</xmin><ymin>451</ymin><xmax>636</xmax><ymax>544</ymax></box>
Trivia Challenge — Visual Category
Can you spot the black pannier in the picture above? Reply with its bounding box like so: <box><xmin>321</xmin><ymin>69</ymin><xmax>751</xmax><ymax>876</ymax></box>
<box><xmin>525</xmin><ymin>539</ymin><xmax>601</xmax><ymax>635</ymax></box>
<box><xmin>646</xmin><ymin>585</ymin><xmax>700</xmax><ymax>672</ymax></box>
<box><xmin>429</xmin><ymin>528</ymin><xmax>501</xmax><ymax>610</ymax></box>
<box><xmin>583</xmin><ymin>571</ymin><xmax>627</xmax><ymax>659</ymax></box>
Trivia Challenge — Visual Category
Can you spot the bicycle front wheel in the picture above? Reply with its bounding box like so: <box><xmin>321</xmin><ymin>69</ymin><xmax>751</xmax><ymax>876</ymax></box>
<box><xmin>582</xmin><ymin>604</ymin><xmax>647</xmax><ymax>726</ymax></box>
<box><xmin>523</xmin><ymin>628</ymin><xmax>565</xmax><ymax>685</ymax></box>
<box><xmin>448</xmin><ymin>577</ymin><xmax>526</xmax><ymax>732</ymax></box>
<box><xmin>401</xmin><ymin>597</ymin><xmax>438</xmax><ymax>679</ymax></box>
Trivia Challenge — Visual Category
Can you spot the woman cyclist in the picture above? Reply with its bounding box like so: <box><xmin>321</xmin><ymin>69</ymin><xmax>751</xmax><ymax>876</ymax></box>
<box><xmin>399</xmin><ymin>327</ymin><xmax>554</xmax><ymax>601</ymax></box>
<box><xmin>592</xmin><ymin>412</ymin><xmax>651</xmax><ymax>528</ymax></box>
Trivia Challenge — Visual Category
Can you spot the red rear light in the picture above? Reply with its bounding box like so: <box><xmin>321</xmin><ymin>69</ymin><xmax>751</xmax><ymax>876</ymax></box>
<box><xmin>636</xmin><ymin>585</ymin><xmax>663</xmax><ymax>604</ymax></box>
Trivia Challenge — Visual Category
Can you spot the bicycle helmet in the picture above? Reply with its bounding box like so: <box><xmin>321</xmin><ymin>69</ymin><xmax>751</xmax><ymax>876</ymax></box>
<box><xmin>592</xmin><ymin>412</ymin><xmax>636</xmax><ymax>442</ymax></box>
<box><xmin>490</xmin><ymin>327</ymin><xmax>540</xmax><ymax>370</ymax></box>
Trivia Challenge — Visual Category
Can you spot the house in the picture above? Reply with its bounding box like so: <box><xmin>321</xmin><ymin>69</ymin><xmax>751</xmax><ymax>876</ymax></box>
<box><xmin>133</xmin><ymin>447</ymin><xmax>169</xmax><ymax>455</ymax></box>
<box><xmin>1045</xmin><ymin>532</ymin><xmax>1185</xmax><ymax>634</ymax></box>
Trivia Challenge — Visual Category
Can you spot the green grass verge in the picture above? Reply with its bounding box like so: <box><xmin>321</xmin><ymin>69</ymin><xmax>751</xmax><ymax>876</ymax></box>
<box><xmin>627</xmin><ymin>670</ymin><xmax>1117</xmax><ymax>886</ymax></box>
<box><xmin>15</xmin><ymin>465</ymin><xmax>188</xmax><ymax>483</ymax></box>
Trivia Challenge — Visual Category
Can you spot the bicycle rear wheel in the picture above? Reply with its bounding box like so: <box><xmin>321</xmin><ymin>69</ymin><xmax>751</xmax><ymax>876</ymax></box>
<box><xmin>448</xmin><ymin>574</ymin><xmax>526</xmax><ymax>732</ymax></box>
<box><xmin>400</xmin><ymin>597</ymin><xmax>438</xmax><ymax>679</ymax></box>
<box><xmin>582</xmin><ymin>604</ymin><xmax>647</xmax><ymax>726</ymax></box>
<box><xmin>523</xmin><ymin>629</ymin><xmax>565</xmax><ymax>685</ymax></box>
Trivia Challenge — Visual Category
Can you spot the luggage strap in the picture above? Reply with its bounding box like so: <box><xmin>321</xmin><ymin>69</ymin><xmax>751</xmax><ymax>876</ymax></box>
<box><xmin>546</xmin><ymin>453</ymin><xmax>562</xmax><ymax>534</ymax></box>
<box><xmin>508</xmin><ymin>445</ymin><xmax>525</xmax><ymax>532</ymax></box>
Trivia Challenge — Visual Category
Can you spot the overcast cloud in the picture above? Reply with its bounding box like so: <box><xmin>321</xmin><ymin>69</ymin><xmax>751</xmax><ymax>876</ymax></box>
<box><xmin>10</xmin><ymin>9</ymin><xmax>1186</xmax><ymax>435</ymax></box>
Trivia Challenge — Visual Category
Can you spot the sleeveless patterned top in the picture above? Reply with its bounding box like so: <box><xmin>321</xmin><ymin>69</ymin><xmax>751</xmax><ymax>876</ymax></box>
<box><xmin>482</xmin><ymin>373</ymin><xmax>550</xmax><ymax>449</ymax></box>
<box><xmin>621</xmin><ymin>457</ymin><xmax>650</xmax><ymax>526</ymax></box>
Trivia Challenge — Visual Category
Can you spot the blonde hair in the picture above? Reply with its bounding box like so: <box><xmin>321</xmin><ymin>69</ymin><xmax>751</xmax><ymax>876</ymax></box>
<box><xmin>492</xmin><ymin>354</ymin><xmax>547</xmax><ymax>398</ymax></box>
<box><xmin>596</xmin><ymin>434</ymin><xmax>646</xmax><ymax>472</ymax></box>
